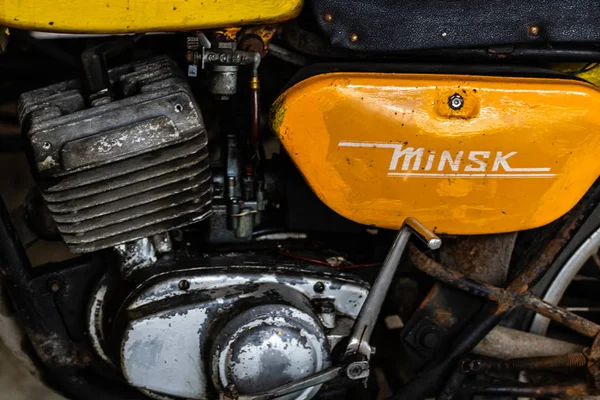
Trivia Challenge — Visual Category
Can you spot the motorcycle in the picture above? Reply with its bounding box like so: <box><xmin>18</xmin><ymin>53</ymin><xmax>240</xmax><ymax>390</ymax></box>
<box><xmin>1</xmin><ymin>0</ymin><xmax>600</xmax><ymax>399</ymax></box>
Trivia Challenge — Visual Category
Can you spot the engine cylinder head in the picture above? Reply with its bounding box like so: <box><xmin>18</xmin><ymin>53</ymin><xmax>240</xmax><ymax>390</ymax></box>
<box><xmin>19</xmin><ymin>56</ymin><xmax>212</xmax><ymax>252</ymax></box>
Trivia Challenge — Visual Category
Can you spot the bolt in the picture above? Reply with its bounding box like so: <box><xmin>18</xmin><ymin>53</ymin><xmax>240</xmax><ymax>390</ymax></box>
<box><xmin>323</xmin><ymin>13</ymin><xmax>333</xmax><ymax>22</ymax></box>
<box><xmin>346</xmin><ymin>361</ymin><xmax>369</xmax><ymax>380</ymax></box>
<box><xmin>421</xmin><ymin>332</ymin><xmax>439</xmax><ymax>349</ymax></box>
<box><xmin>178</xmin><ymin>280</ymin><xmax>190</xmax><ymax>291</ymax></box>
<box><xmin>461</xmin><ymin>359</ymin><xmax>482</xmax><ymax>372</ymax></box>
<box><xmin>350</xmin><ymin>33</ymin><xmax>359</xmax><ymax>42</ymax></box>
<box><xmin>528</xmin><ymin>25</ymin><xmax>540</xmax><ymax>36</ymax></box>
<box><xmin>42</xmin><ymin>141</ymin><xmax>52</xmax><ymax>150</ymax></box>
<box><xmin>48</xmin><ymin>280</ymin><xmax>60</xmax><ymax>293</ymax></box>
<box><xmin>313</xmin><ymin>281</ymin><xmax>325</xmax><ymax>293</ymax></box>
<box><xmin>448</xmin><ymin>93</ymin><xmax>464</xmax><ymax>110</ymax></box>
<box><xmin>348</xmin><ymin>365</ymin><xmax>362</xmax><ymax>377</ymax></box>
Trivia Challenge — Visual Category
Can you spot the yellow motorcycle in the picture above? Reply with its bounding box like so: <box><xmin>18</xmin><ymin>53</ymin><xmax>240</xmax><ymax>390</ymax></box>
<box><xmin>1</xmin><ymin>1</ymin><xmax>600</xmax><ymax>399</ymax></box>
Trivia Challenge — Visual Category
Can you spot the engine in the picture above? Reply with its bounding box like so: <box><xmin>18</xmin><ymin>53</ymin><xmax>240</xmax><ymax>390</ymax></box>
<box><xmin>17</xmin><ymin>55</ymin><xmax>372</xmax><ymax>400</ymax></box>
<box><xmin>89</xmin><ymin>262</ymin><xmax>368</xmax><ymax>399</ymax></box>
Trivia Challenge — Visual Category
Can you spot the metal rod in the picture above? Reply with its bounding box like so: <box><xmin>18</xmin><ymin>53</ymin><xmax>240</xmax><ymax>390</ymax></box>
<box><xmin>249</xmin><ymin>75</ymin><xmax>261</xmax><ymax>160</ymax></box>
<box><xmin>408</xmin><ymin>243</ymin><xmax>504</xmax><ymax>300</ymax></box>
<box><xmin>394</xmin><ymin>184</ymin><xmax>600</xmax><ymax>400</ymax></box>
<box><xmin>267</xmin><ymin>43</ymin><xmax>310</xmax><ymax>66</ymax></box>
<box><xmin>523</xmin><ymin>293</ymin><xmax>600</xmax><ymax>338</ymax></box>
<box><xmin>404</xmin><ymin>217</ymin><xmax>442</xmax><ymax>250</ymax></box>
<box><xmin>345</xmin><ymin>218</ymin><xmax>441</xmax><ymax>358</ymax></box>
<box><xmin>409</xmin><ymin>243</ymin><xmax>600</xmax><ymax>338</ymax></box>
<box><xmin>345</xmin><ymin>228</ymin><xmax>412</xmax><ymax>358</ymax></box>
<box><xmin>238</xmin><ymin>366</ymin><xmax>343</xmax><ymax>400</ymax></box>
<box><xmin>463</xmin><ymin>352</ymin><xmax>587</xmax><ymax>372</ymax></box>
<box><xmin>460</xmin><ymin>382</ymin><xmax>593</xmax><ymax>397</ymax></box>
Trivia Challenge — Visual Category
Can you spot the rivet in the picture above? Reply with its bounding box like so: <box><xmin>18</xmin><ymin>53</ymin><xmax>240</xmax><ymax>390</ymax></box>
<box><xmin>323</xmin><ymin>13</ymin><xmax>333</xmax><ymax>22</ymax></box>
<box><xmin>528</xmin><ymin>25</ymin><xmax>540</xmax><ymax>36</ymax></box>
<box><xmin>350</xmin><ymin>33</ymin><xmax>359</xmax><ymax>42</ymax></box>
<box><xmin>42</xmin><ymin>141</ymin><xmax>52</xmax><ymax>150</ymax></box>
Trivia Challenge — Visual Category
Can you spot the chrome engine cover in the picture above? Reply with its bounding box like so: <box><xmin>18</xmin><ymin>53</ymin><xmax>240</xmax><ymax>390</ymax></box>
<box><xmin>90</xmin><ymin>264</ymin><xmax>369</xmax><ymax>400</ymax></box>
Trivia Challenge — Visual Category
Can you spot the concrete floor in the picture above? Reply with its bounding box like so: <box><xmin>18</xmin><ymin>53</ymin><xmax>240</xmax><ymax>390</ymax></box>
<box><xmin>0</xmin><ymin>340</ymin><xmax>64</xmax><ymax>400</ymax></box>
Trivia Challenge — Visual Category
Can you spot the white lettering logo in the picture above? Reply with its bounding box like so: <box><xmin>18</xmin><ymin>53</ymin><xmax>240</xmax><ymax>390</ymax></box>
<box><xmin>338</xmin><ymin>141</ymin><xmax>554</xmax><ymax>178</ymax></box>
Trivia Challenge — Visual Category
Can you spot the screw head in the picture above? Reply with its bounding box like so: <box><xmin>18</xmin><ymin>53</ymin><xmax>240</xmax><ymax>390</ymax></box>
<box><xmin>178</xmin><ymin>280</ymin><xmax>190</xmax><ymax>291</ymax></box>
<box><xmin>350</xmin><ymin>33</ymin><xmax>359</xmax><ymax>42</ymax></box>
<box><xmin>528</xmin><ymin>25</ymin><xmax>540</xmax><ymax>36</ymax></box>
<box><xmin>313</xmin><ymin>281</ymin><xmax>325</xmax><ymax>293</ymax></box>
<box><xmin>448</xmin><ymin>93</ymin><xmax>464</xmax><ymax>110</ymax></box>
<box><xmin>323</xmin><ymin>13</ymin><xmax>333</xmax><ymax>22</ymax></box>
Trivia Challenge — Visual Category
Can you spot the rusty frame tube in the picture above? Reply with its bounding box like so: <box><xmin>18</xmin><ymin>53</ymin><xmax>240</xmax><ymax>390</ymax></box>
<box><xmin>394</xmin><ymin>185</ymin><xmax>600</xmax><ymax>400</ymax></box>
<box><xmin>460</xmin><ymin>382</ymin><xmax>593</xmax><ymax>397</ymax></box>
<box><xmin>522</xmin><ymin>293</ymin><xmax>600</xmax><ymax>338</ymax></box>
<box><xmin>408</xmin><ymin>243</ymin><xmax>600</xmax><ymax>338</ymax></box>
<box><xmin>463</xmin><ymin>352</ymin><xmax>587</xmax><ymax>372</ymax></box>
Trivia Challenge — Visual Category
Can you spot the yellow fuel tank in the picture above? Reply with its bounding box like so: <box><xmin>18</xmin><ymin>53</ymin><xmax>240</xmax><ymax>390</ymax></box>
<box><xmin>271</xmin><ymin>71</ymin><xmax>600</xmax><ymax>234</ymax></box>
<box><xmin>0</xmin><ymin>0</ymin><xmax>302</xmax><ymax>33</ymax></box>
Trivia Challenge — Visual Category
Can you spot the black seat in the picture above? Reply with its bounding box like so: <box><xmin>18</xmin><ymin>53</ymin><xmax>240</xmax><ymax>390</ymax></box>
<box><xmin>309</xmin><ymin>0</ymin><xmax>600</xmax><ymax>53</ymax></box>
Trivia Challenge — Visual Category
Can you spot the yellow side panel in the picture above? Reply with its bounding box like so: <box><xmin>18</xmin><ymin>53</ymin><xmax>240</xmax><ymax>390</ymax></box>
<box><xmin>271</xmin><ymin>73</ymin><xmax>600</xmax><ymax>234</ymax></box>
<box><xmin>0</xmin><ymin>0</ymin><xmax>302</xmax><ymax>33</ymax></box>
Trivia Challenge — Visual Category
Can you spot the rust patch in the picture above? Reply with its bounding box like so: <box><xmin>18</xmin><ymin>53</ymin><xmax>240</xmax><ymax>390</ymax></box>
<box><xmin>432</xmin><ymin>307</ymin><xmax>457</xmax><ymax>327</ymax></box>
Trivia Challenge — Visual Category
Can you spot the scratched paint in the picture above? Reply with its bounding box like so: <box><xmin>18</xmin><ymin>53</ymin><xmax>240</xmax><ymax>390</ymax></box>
<box><xmin>0</xmin><ymin>0</ymin><xmax>303</xmax><ymax>33</ymax></box>
<box><xmin>271</xmin><ymin>72</ymin><xmax>600</xmax><ymax>234</ymax></box>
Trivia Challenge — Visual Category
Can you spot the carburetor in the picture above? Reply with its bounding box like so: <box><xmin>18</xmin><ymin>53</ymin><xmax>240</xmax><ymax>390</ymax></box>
<box><xmin>18</xmin><ymin>56</ymin><xmax>212</xmax><ymax>253</ymax></box>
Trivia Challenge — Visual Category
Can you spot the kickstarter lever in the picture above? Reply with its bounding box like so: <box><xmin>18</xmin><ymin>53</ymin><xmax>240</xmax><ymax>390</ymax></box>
<box><xmin>344</xmin><ymin>217</ymin><xmax>441</xmax><ymax>359</ymax></box>
<box><xmin>221</xmin><ymin>218</ymin><xmax>441</xmax><ymax>400</ymax></box>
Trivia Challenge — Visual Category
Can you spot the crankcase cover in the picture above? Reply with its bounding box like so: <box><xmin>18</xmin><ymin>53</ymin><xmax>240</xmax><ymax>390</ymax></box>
<box><xmin>271</xmin><ymin>69</ymin><xmax>600</xmax><ymax>234</ymax></box>
<box><xmin>116</xmin><ymin>266</ymin><xmax>369</xmax><ymax>399</ymax></box>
